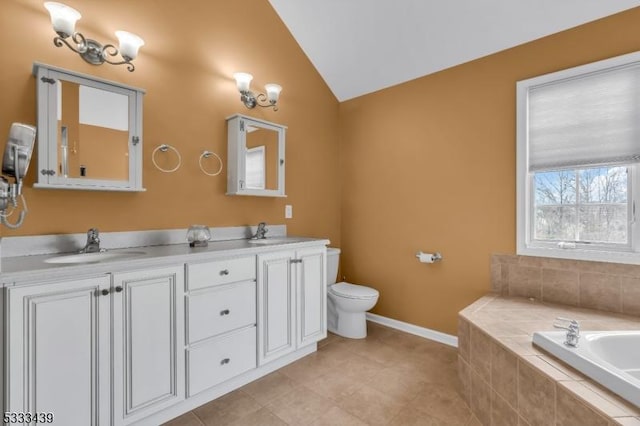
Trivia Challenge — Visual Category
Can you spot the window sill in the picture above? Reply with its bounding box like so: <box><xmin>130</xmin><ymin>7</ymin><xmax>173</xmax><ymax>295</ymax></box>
<box><xmin>517</xmin><ymin>245</ymin><xmax>640</xmax><ymax>265</ymax></box>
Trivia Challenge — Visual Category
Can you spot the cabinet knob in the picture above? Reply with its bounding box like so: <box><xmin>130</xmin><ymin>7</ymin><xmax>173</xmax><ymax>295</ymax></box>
<box><xmin>220</xmin><ymin>269</ymin><xmax>230</xmax><ymax>276</ymax></box>
<box><xmin>115</xmin><ymin>286</ymin><xmax>123</xmax><ymax>293</ymax></box>
<box><xmin>220</xmin><ymin>358</ymin><xmax>230</xmax><ymax>365</ymax></box>
<box><xmin>101</xmin><ymin>289</ymin><xmax>110</xmax><ymax>296</ymax></box>
<box><xmin>220</xmin><ymin>309</ymin><xmax>230</xmax><ymax>316</ymax></box>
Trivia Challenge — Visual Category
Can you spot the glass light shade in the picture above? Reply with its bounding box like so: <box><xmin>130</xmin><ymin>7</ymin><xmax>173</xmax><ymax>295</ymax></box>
<box><xmin>265</xmin><ymin>84</ymin><xmax>282</xmax><ymax>104</ymax></box>
<box><xmin>115</xmin><ymin>31</ymin><xmax>144</xmax><ymax>60</ymax></box>
<box><xmin>44</xmin><ymin>2</ymin><xmax>81</xmax><ymax>38</ymax></box>
<box><xmin>234</xmin><ymin>72</ymin><xmax>253</xmax><ymax>93</ymax></box>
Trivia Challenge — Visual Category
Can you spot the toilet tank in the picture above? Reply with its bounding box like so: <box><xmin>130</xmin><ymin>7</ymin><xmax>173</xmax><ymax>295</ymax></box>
<box><xmin>326</xmin><ymin>247</ymin><xmax>340</xmax><ymax>286</ymax></box>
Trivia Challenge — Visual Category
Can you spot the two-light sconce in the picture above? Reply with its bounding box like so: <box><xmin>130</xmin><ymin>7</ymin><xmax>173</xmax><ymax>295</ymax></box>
<box><xmin>233</xmin><ymin>73</ymin><xmax>282</xmax><ymax>111</ymax></box>
<box><xmin>44</xmin><ymin>2</ymin><xmax>144</xmax><ymax>72</ymax></box>
<box><xmin>44</xmin><ymin>2</ymin><xmax>284</xmax><ymax>106</ymax></box>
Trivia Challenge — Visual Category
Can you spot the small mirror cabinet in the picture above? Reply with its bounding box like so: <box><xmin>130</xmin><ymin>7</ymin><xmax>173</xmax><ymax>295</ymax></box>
<box><xmin>227</xmin><ymin>114</ymin><xmax>286</xmax><ymax>197</ymax></box>
<box><xmin>33</xmin><ymin>62</ymin><xmax>145</xmax><ymax>191</ymax></box>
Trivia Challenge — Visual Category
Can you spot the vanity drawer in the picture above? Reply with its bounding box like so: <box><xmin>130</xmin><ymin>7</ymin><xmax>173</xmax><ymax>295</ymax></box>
<box><xmin>187</xmin><ymin>281</ymin><xmax>256</xmax><ymax>343</ymax></box>
<box><xmin>187</xmin><ymin>326</ymin><xmax>257</xmax><ymax>396</ymax></box>
<box><xmin>187</xmin><ymin>256</ymin><xmax>256</xmax><ymax>290</ymax></box>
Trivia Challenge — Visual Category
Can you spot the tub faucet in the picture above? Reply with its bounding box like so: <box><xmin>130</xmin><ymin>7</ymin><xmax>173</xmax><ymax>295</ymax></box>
<box><xmin>80</xmin><ymin>228</ymin><xmax>102</xmax><ymax>253</ymax></box>
<box><xmin>554</xmin><ymin>317</ymin><xmax>580</xmax><ymax>347</ymax></box>
<box><xmin>251</xmin><ymin>222</ymin><xmax>268</xmax><ymax>240</ymax></box>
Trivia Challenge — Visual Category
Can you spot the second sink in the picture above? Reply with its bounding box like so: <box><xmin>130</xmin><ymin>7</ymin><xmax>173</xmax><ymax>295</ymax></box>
<box><xmin>247</xmin><ymin>238</ymin><xmax>291</xmax><ymax>245</ymax></box>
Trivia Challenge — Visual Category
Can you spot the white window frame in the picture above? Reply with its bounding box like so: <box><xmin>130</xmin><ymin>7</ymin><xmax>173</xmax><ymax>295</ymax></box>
<box><xmin>517</xmin><ymin>51</ymin><xmax>640</xmax><ymax>265</ymax></box>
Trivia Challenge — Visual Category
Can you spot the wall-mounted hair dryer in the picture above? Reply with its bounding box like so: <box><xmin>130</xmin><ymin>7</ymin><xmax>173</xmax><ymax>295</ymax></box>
<box><xmin>0</xmin><ymin>123</ymin><xmax>36</xmax><ymax>229</ymax></box>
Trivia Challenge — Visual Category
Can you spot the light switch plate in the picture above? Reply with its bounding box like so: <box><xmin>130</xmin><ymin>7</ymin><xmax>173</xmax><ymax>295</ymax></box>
<box><xmin>285</xmin><ymin>204</ymin><xmax>293</xmax><ymax>219</ymax></box>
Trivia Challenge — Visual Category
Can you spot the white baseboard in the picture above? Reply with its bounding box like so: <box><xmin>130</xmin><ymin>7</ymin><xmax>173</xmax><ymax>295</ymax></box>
<box><xmin>366</xmin><ymin>313</ymin><xmax>458</xmax><ymax>348</ymax></box>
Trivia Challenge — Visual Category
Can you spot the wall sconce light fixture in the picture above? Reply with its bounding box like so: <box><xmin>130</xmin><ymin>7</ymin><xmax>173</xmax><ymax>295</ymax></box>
<box><xmin>44</xmin><ymin>2</ymin><xmax>144</xmax><ymax>72</ymax></box>
<box><xmin>233</xmin><ymin>72</ymin><xmax>282</xmax><ymax>111</ymax></box>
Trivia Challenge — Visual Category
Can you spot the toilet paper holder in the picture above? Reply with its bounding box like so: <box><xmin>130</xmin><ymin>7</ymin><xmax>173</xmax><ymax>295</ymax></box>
<box><xmin>415</xmin><ymin>251</ymin><xmax>443</xmax><ymax>263</ymax></box>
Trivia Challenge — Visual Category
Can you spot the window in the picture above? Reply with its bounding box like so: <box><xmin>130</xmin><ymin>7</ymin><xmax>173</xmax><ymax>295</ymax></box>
<box><xmin>517</xmin><ymin>51</ymin><xmax>640</xmax><ymax>263</ymax></box>
<box><xmin>533</xmin><ymin>166</ymin><xmax>629</xmax><ymax>246</ymax></box>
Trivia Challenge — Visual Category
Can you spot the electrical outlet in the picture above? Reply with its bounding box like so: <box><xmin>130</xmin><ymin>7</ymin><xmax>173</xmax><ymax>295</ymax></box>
<box><xmin>285</xmin><ymin>204</ymin><xmax>293</xmax><ymax>219</ymax></box>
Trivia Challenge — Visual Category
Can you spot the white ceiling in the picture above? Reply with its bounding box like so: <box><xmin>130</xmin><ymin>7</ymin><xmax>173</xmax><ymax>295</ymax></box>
<box><xmin>268</xmin><ymin>0</ymin><xmax>640</xmax><ymax>101</ymax></box>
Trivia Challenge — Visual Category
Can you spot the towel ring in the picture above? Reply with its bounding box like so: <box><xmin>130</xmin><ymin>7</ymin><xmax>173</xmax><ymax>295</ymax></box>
<box><xmin>199</xmin><ymin>151</ymin><xmax>223</xmax><ymax>176</ymax></box>
<box><xmin>152</xmin><ymin>144</ymin><xmax>182</xmax><ymax>173</ymax></box>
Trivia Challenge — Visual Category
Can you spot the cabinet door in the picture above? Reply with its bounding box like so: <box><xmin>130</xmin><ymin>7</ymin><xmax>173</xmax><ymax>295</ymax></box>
<box><xmin>6</xmin><ymin>275</ymin><xmax>111</xmax><ymax>426</ymax></box>
<box><xmin>257</xmin><ymin>250</ymin><xmax>296</xmax><ymax>365</ymax></box>
<box><xmin>112</xmin><ymin>266</ymin><xmax>185</xmax><ymax>426</ymax></box>
<box><xmin>296</xmin><ymin>247</ymin><xmax>327</xmax><ymax>347</ymax></box>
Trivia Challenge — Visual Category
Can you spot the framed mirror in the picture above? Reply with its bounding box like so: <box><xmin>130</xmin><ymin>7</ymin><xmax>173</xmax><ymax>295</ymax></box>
<box><xmin>33</xmin><ymin>63</ymin><xmax>145</xmax><ymax>191</ymax></box>
<box><xmin>227</xmin><ymin>114</ymin><xmax>286</xmax><ymax>197</ymax></box>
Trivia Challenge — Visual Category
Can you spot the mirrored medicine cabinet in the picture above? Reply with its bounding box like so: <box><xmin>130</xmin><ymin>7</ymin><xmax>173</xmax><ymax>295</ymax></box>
<box><xmin>33</xmin><ymin>62</ymin><xmax>145</xmax><ymax>191</ymax></box>
<box><xmin>227</xmin><ymin>114</ymin><xmax>286</xmax><ymax>197</ymax></box>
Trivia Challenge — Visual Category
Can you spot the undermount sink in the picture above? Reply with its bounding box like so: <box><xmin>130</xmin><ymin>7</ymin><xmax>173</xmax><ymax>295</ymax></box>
<box><xmin>247</xmin><ymin>238</ymin><xmax>291</xmax><ymax>245</ymax></box>
<box><xmin>44</xmin><ymin>250</ymin><xmax>146</xmax><ymax>264</ymax></box>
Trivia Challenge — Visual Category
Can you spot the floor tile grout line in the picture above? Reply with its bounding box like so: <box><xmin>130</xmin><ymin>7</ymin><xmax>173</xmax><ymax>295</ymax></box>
<box><xmin>166</xmin><ymin>323</ymin><xmax>464</xmax><ymax>426</ymax></box>
<box><xmin>191</xmin><ymin>410</ymin><xmax>207</xmax><ymax>426</ymax></box>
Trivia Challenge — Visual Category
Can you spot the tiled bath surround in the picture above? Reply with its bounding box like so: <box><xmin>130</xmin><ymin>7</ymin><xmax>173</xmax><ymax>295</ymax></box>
<box><xmin>491</xmin><ymin>254</ymin><xmax>640</xmax><ymax>316</ymax></box>
<box><xmin>459</xmin><ymin>295</ymin><xmax>640</xmax><ymax>425</ymax></box>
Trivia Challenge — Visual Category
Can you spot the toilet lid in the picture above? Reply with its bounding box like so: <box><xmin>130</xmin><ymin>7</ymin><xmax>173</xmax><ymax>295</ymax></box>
<box><xmin>330</xmin><ymin>282</ymin><xmax>379</xmax><ymax>299</ymax></box>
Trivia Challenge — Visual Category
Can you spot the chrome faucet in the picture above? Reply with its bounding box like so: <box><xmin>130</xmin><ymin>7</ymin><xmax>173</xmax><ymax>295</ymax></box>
<box><xmin>80</xmin><ymin>228</ymin><xmax>102</xmax><ymax>253</ymax></box>
<box><xmin>251</xmin><ymin>222</ymin><xmax>268</xmax><ymax>240</ymax></box>
<box><xmin>554</xmin><ymin>317</ymin><xmax>580</xmax><ymax>347</ymax></box>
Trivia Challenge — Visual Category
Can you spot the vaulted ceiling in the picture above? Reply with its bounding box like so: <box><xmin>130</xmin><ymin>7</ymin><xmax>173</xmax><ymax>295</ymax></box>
<box><xmin>268</xmin><ymin>1</ymin><xmax>640</xmax><ymax>101</ymax></box>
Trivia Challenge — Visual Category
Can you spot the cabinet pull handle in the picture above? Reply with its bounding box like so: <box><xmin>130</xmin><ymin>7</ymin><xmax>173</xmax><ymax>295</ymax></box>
<box><xmin>101</xmin><ymin>289</ymin><xmax>110</xmax><ymax>296</ymax></box>
<box><xmin>115</xmin><ymin>286</ymin><xmax>123</xmax><ymax>293</ymax></box>
<box><xmin>220</xmin><ymin>358</ymin><xmax>230</xmax><ymax>365</ymax></box>
<box><xmin>220</xmin><ymin>309</ymin><xmax>230</xmax><ymax>316</ymax></box>
<box><xmin>220</xmin><ymin>269</ymin><xmax>230</xmax><ymax>276</ymax></box>
<box><xmin>290</xmin><ymin>259</ymin><xmax>302</xmax><ymax>264</ymax></box>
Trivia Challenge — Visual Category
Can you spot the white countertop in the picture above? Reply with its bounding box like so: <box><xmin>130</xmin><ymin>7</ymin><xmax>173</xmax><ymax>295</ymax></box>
<box><xmin>0</xmin><ymin>237</ymin><xmax>330</xmax><ymax>285</ymax></box>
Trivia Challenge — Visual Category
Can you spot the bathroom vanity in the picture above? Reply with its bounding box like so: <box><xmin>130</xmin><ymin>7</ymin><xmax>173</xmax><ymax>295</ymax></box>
<box><xmin>0</xmin><ymin>236</ymin><xmax>328</xmax><ymax>426</ymax></box>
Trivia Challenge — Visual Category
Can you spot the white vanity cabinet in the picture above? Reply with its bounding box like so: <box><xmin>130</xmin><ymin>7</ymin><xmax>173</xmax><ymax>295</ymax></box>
<box><xmin>185</xmin><ymin>256</ymin><xmax>257</xmax><ymax>397</ymax></box>
<box><xmin>6</xmin><ymin>275</ymin><xmax>112</xmax><ymax>426</ymax></box>
<box><xmin>4</xmin><ymin>265</ymin><xmax>184</xmax><ymax>426</ymax></box>
<box><xmin>257</xmin><ymin>246</ymin><xmax>326</xmax><ymax>365</ymax></box>
<box><xmin>295</xmin><ymin>247</ymin><xmax>327</xmax><ymax>347</ymax></box>
<box><xmin>257</xmin><ymin>250</ymin><xmax>296</xmax><ymax>364</ymax></box>
<box><xmin>112</xmin><ymin>267</ymin><xmax>185</xmax><ymax>426</ymax></box>
<box><xmin>2</xmin><ymin>239</ymin><xmax>328</xmax><ymax>426</ymax></box>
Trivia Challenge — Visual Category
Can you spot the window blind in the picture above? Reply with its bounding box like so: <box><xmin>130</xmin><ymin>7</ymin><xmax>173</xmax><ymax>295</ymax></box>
<box><xmin>528</xmin><ymin>64</ymin><xmax>640</xmax><ymax>171</ymax></box>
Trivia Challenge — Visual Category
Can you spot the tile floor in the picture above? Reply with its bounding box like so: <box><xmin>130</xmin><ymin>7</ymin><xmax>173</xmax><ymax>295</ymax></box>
<box><xmin>163</xmin><ymin>322</ymin><xmax>478</xmax><ymax>426</ymax></box>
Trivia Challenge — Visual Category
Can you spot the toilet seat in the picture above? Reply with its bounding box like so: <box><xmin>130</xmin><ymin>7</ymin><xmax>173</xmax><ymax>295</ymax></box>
<box><xmin>329</xmin><ymin>282</ymin><xmax>379</xmax><ymax>300</ymax></box>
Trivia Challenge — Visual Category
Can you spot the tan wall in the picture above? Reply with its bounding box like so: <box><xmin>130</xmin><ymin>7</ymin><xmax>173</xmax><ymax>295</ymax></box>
<box><xmin>0</xmin><ymin>0</ymin><xmax>341</xmax><ymax>246</ymax></box>
<box><xmin>339</xmin><ymin>8</ymin><xmax>640</xmax><ymax>335</ymax></box>
<box><xmin>77</xmin><ymin>125</ymin><xmax>129</xmax><ymax>180</ymax></box>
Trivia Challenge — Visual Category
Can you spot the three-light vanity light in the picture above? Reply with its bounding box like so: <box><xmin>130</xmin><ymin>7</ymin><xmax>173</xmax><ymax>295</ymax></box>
<box><xmin>44</xmin><ymin>2</ymin><xmax>144</xmax><ymax>72</ymax></box>
<box><xmin>233</xmin><ymin>73</ymin><xmax>282</xmax><ymax>111</ymax></box>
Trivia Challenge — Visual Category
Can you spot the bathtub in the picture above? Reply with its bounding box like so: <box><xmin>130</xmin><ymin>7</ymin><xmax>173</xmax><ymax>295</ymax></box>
<box><xmin>532</xmin><ymin>330</ymin><xmax>640</xmax><ymax>407</ymax></box>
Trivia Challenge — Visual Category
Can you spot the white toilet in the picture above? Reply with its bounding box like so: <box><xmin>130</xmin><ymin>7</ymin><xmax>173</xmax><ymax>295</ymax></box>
<box><xmin>326</xmin><ymin>248</ymin><xmax>379</xmax><ymax>339</ymax></box>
